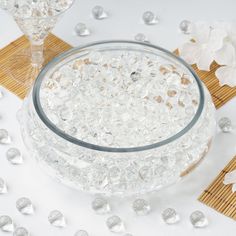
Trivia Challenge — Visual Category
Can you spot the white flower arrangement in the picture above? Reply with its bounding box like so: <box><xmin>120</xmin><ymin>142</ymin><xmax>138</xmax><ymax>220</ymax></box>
<box><xmin>179</xmin><ymin>22</ymin><xmax>236</xmax><ymax>87</ymax></box>
<box><xmin>224</xmin><ymin>170</ymin><xmax>236</xmax><ymax>192</ymax></box>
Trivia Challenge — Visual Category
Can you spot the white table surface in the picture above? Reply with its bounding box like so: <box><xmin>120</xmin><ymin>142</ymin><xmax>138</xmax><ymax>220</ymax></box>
<box><xmin>0</xmin><ymin>0</ymin><xmax>236</xmax><ymax>235</ymax></box>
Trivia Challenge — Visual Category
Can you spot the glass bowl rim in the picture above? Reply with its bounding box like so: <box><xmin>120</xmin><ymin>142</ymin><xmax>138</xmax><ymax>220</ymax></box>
<box><xmin>32</xmin><ymin>40</ymin><xmax>205</xmax><ymax>153</ymax></box>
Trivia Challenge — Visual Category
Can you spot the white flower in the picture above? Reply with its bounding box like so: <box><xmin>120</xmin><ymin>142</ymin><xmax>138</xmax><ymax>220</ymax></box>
<box><xmin>179</xmin><ymin>22</ymin><xmax>227</xmax><ymax>71</ymax></box>
<box><xmin>223</xmin><ymin>169</ymin><xmax>236</xmax><ymax>192</ymax></box>
<box><xmin>214</xmin><ymin>24</ymin><xmax>236</xmax><ymax>87</ymax></box>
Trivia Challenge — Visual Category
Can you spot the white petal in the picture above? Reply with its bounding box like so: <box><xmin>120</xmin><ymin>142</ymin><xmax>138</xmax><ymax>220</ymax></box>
<box><xmin>215</xmin><ymin>65</ymin><xmax>236</xmax><ymax>87</ymax></box>
<box><xmin>224</xmin><ymin>169</ymin><xmax>236</xmax><ymax>184</ymax></box>
<box><xmin>208</xmin><ymin>28</ymin><xmax>227</xmax><ymax>51</ymax></box>
<box><xmin>196</xmin><ymin>48</ymin><xmax>214</xmax><ymax>71</ymax></box>
<box><xmin>179</xmin><ymin>42</ymin><xmax>200</xmax><ymax>65</ymax></box>
<box><xmin>229</xmin><ymin>25</ymin><xmax>236</xmax><ymax>48</ymax></box>
<box><xmin>232</xmin><ymin>184</ymin><xmax>236</xmax><ymax>193</ymax></box>
<box><xmin>192</xmin><ymin>22</ymin><xmax>210</xmax><ymax>43</ymax></box>
<box><xmin>214</xmin><ymin>43</ymin><xmax>236</xmax><ymax>66</ymax></box>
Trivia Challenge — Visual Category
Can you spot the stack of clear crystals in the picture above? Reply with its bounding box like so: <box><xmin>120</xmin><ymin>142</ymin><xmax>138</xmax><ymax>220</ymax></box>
<box><xmin>6</xmin><ymin>148</ymin><xmax>23</xmax><ymax>165</ymax></box>
<box><xmin>218</xmin><ymin>117</ymin><xmax>232</xmax><ymax>133</ymax></box>
<box><xmin>48</xmin><ymin>210</ymin><xmax>66</xmax><ymax>228</ymax></box>
<box><xmin>179</xmin><ymin>20</ymin><xmax>192</xmax><ymax>34</ymax></box>
<box><xmin>0</xmin><ymin>89</ymin><xmax>4</xmax><ymax>99</ymax></box>
<box><xmin>0</xmin><ymin>129</ymin><xmax>11</xmax><ymax>144</ymax></box>
<box><xmin>92</xmin><ymin>5</ymin><xmax>108</xmax><ymax>20</ymax></box>
<box><xmin>92</xmin><ymin>197</ymin><xmax>111</xmax><ymax>214</ymax></box>
<box><xmin>74</xmin><ymin>23</ymin><xmax>90</xmax><ymax>37</ymax></box>
<box><xmin>16</xmin><ymin>197</ymin><xmax>34</xmax><ymax>215</ymax></box>
<box><xmin>0</xmin><ymin>215</ymin><xmax>14</xmax><ymax>232</ymax></box>
<box><xmin>132</xmin><ymin>199</ymin><xmax>151</xmax><ymax>216</ymax></box>
<box><xmin>41</xmin><ymin>51</ymin><xmax>199</xmax><ymax>148</ymax></box>
<box><xmin>134</xmin><ymin>33</ymin><xmax>149</xmax><ymax>43</ymax></box>
<box><xmin>13</xmin><ymin>227</ymin><xmax>29</xmax><ymax>236</ymax></box>
<box><xmin>11</xmin><ymin>0</ymin><xmax>74</xmax><ymax>17</ymax></box>
<box><xmin>190</xmin><ymin>211</ymin><xmax>208</xmax><ymax>228</ymax></box>
<box><xmin>0</xmin><ymin>177</ymin><xmax>7</xmax><ymax>194</ymax></box>
<box><xmin>142</xmin><ymin>11</ymin><xmax>158</xmax><ymax>25</ymax></box>
<box><xmin>106</xmin><ymin>215</ymin><xmax>125</xmax><ymax>233</ymax></box>
<box><xmin>161</xmin><ymin>208</ymin><xmax>180</xmax><ymax>224</ymax></box>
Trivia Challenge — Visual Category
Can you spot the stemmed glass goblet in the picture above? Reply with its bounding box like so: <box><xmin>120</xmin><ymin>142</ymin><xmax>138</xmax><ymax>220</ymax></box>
<box><xmin>0</xmin><ymin>0</ymin><xmax>74</xmax><ymax>88</ymax></box>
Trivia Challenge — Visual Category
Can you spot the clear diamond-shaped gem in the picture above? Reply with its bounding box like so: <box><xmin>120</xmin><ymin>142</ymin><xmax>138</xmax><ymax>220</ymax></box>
<box><xmin>218</xmin><ymin>117</ymin><xmax>232</xmax><ymax>133</ymax></box>
<box><xmin>92</xmin><ymin>197</ymin><xmax>111</xmax><ymax>214</ymax></box>
<box><xmin>16</xmin><ymin>197</ymin><xmax>34</xmax><ymax>215</ymax></box>
<box><xmin>142</xmin><ymin>11</ymin><xmax>158</xmax><ymax>25</ymax></box>
<box><xmin>0</xmin><ymin>177</ymin><xmax>7</xmax><ymax>194</ymax></box>
<box><xmin>0</xmin><ymin>89</ymin><xmax>4</xmax><ymax>99</ymax></box>
<box><xmin>48</xmin><ymin>210</ymin><xmax>66</xmax><ymax>228</ymax></box>
<box><xmin>6</xmin><ymin>148</ymin><xmax>23</xmax><ymax>165</ymax></box>
<box><xmin>132</xmin><ymin>199</ymin><xmax>151</xmax><ymax>216</ymax></box>
<box><xmin>75</xmin><ymin>23</ymin><xmax>90</xmax><ymax>37</ymax></box>
<box><xmin>0</xmin><ymin>215</ymin><xmax>14</xmax><ymax>232</ymax></box>
<box><xmin>190</xmin><ymin>211</ymin><xmax>208</xmax><ymax>228</ymax></box>
<box><xmin>92</xmin><ymin>5</ymin><xmax>108</xmax><ymax>20</ymax></box>
<box><xmin>0</xmin><ymin>129</ymin><xmax>11</xmax><ymax>144</ymax></box>
<box><xmin>13</xmin><ymin>227</ymin><xmax>29</xmax><ymax>236</ymax></box>
<box><xmin>74</xmin><ymin>230</ymin><xmax>89</xmax><ymax>236</ymax></box>
<box><xmin>179</xmin><ymin>20</ymin><xmax>192</xmax><ymax>34</ymax></box>
<box><xmin>134</xmin><ymin>33</ymin><xmax>149</xmax><ymax>43</ymax></box>
<box><xmin>162</xmin><ymin>208</ymin><xmax>180</xmax><ymax>224</ymax></box>
<box><xmin>106</xmin><ymin>215</ymin><xmax>125</xmax><ymax>233</ymax></box>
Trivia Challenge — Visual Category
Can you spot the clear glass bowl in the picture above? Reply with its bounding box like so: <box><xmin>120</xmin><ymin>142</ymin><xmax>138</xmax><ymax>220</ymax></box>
<box><xmin>19</xmin><ymin>41</ymin><xmax>216</xmax><ymax>196</ymax></box>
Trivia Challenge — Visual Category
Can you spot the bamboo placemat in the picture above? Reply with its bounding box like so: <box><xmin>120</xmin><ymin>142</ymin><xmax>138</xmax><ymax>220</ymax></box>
<box><xmin>0</xmin><ymin>33</ymin><xmax>71</xmax><ymax>99</ymax></box>
<box><xmin>199</xmin><ymin>156</ymin><xmax>236</xmax><ymax>220</ymax></box>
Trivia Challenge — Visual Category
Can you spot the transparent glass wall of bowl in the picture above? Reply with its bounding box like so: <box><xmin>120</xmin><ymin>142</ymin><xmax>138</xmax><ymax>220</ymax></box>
<box><xmin>19</xmin><ymin>86</ymin><xmax>215</xmax><ymax>197</ymax></box>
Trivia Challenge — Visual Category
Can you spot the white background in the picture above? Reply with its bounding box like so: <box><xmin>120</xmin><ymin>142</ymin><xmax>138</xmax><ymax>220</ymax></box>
<box><xmin>0</xmin><ymin>0</ymin><xmax>236</xmax><ymax>235</ymax></box>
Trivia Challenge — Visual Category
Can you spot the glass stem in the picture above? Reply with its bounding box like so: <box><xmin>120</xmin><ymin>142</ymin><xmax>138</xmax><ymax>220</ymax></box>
<box><xmin>30</xmin><ymin>42</ymin><xmax>44</xmax><ymax>68</ymax></box>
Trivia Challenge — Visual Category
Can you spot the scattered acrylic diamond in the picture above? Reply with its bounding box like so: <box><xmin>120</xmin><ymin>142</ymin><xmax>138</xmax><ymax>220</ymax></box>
<box><xmin>0</xmin><ymin>177</ymin><xmax>7</xmax><ymax>194</ymax></box>
<box><xmin>161</xmin><ymin>208</ymin><xmax>180</xmax><ymax>224</ymax></box>
<box><xmin>218</xmin><ymin>117</ymin><xmax>232</xmax><ymax>133</ymax></box>
<box><xmin>0</xmin><ymin>129</ymin><xmax>11</xmax><ymax>144</ymax></box>
<box><xmin>75</xmin><ymin>23</ymin><xmax>90</xmax><ymax>37</ymax></box>
<box><xmin>16</xmin><ymin>197</ymin><xmax>34</xmax><ymax>215</ymax></box>
<box><xmin>74</xmin><ymin>230</ymin><xmax>89</xmax><ymax>236</ymax></box>
<box><xmin>92</xmin><ymin>5</ymin><xmax>108</xmax><ymax>20</ymax></box>
<box><xmin>142</xmin><ymin>11</ymin><xmax>158</xmax><ymax>25</ymax></box>
<box><xmin>0</xmin><ymin>215</ymin><xmax>14</xmax><ymax>232</ymax></box>
<box><xmin>179</xmin><ymin>20</ymin><xmax>192</xmax><ymax>34</ymax></box>
<box><xmin>48</xmin><ymin>210</ymin><xmax>66</xmax><ymax>228</ymax></box>
<box><xmin>13</xmin><ymin>227</ymin><xmax>29</xmax><ymax>236</ymax></box>
<box><xmin>106</xmin><ymin>215</ymin><xmax>125</xmax><ymax>233</ymax></box>
<box><xmin>132</xmin><ymin>199</ymin><xmax>151</xmax><ymax>216</ymax></box>
<box><xmin>92</xmin><ymin>197</ymin><xmax>111</xmax><ymax>214</ymax></box>
<box><xmin>6</xmin><ymin>148</ymin><xmax>23</xmax><ymax>165</ymax></box>
<box><xmin>134</xmin><ymin>33</ymin><xmax>149</xmax><ymax>43</ymax></box>
<box><xmin>190</xmin><ymin>211</ymin><xmax>208</xmax><ymax>228</ymax></box>
<box><xmin>0</xmin><ymin>89</ymin><xmax>4</xmax><ymax>99</ymax></box>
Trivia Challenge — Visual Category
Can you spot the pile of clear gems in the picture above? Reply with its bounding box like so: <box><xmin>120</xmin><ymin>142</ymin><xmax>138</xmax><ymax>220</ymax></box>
<box><xmin>19</xmin><ymin>42</ymin><xmax>216</xmax><ymax>196</ymax></box>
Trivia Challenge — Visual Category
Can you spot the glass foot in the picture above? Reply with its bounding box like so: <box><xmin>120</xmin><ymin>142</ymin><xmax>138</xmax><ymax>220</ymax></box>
<box><xmin>1</xmin><ymin>47</ymin><xmax>56</xmax><ymax>91</ymax></box>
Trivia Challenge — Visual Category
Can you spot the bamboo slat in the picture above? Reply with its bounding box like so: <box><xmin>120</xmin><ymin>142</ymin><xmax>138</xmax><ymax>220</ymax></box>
<box><xmin>199</xmin><ymin>156</ymin><xmax>236</xmax><ymax>221</ymax></box>
<box><xmin>0</xmin><ymin>33</ymin><xmax>71</xmax><ymax>99</ymax></box>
